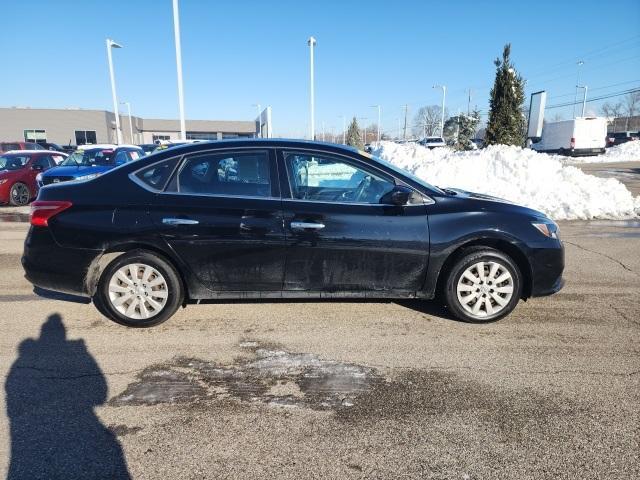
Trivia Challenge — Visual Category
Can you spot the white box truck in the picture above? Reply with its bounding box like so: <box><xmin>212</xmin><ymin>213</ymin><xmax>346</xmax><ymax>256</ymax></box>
<box><xmin>531</xmin><ymin>117</ymin><xmax>607</xmax><ymax>156</ymax></box>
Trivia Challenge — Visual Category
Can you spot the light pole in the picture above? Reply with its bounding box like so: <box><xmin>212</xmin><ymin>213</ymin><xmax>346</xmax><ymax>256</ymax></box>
<box><xmin>433</xmin><ymin>84</ymin><xmax>446</xmax><ymax>138</ymax></box>
<box><xmin>321</xmin><ymin>121</ymin><xmax>325</xmax><ymax>141</ymax></box>
<box><xmin>370</xmin><ymin>105</ymin><xmax>381</xmax><ymax>142</ymax></box>
<box><xmin>577</xmin><ymin>85</ymin><xmax>588</xmax><ymax>117</ymax></box>
<box><xmin>339</xmin><ymin>115</ymin><xmax>346</xmax><ymax>144</ymax></box>
<box><xmin>172</xmin><ymin>0</ymin><xmax>186</xmax><ymax>140</ymax></box>
<box><xmin>120</xmin><ymin>102</ymin><xmax>134</xmax><ymax>144</ymax></box>
<box><xmin>252</xmin><ymin>103</ymin><xmax>261</xmax><ymax>137</ymax></box>
<box><xmin>307</xmin><ymin>36</ymin><xmax>316</xmax><ymax>140</ymax></box>
<box><xmin>106</xmin><ymin>38</ymin><xmax>123</xmax><ymax>145</ymax></box>
<box><xmin>573</xmin><ymin>60</ymin><xmax>584</xmax><ymax>119</ymax></box>
<box><xmin>359</xmin><ymin>117</ymin><xmax>368</xmax><ymax>144</ymax></box>
<box><xmin>401</xmin><ymin>105</ymin><xmax>408</xmax><ymax>140</ymax></box>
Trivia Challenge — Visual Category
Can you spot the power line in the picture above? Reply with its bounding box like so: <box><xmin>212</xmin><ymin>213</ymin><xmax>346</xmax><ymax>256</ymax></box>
<box><xmin>545</xmin><ymin>87</ymin><xmax>640</xmax><ymax>110</ymax></box>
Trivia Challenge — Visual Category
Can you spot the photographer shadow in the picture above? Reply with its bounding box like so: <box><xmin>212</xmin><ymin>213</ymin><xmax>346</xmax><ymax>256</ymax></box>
<box><xmin>5</xmin><ymin>314</ymin><xmax>130</xmax><ymax>479</ymax></box>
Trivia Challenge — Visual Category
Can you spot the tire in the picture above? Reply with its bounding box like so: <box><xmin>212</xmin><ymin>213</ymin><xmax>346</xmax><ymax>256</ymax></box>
<box><xmin>93</xmin><ymin>250</ymin><xmax>183</xmax><ymax>327</ymax></box>
<box><xmin>9</xmin><ymin>182</ymin><xmax>31</xmax><ymax>206</ymax></box>
<box><xmin>442</xmin><ymin>247</ymin><xmax>522</xmax><ymax>323</ymax></box>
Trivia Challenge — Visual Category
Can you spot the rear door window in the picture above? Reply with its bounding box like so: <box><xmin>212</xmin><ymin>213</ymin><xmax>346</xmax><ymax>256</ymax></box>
<box><xmin>169</xmin><ymin>151</ymin><xmax>273</xmax><ymax>198</ymax></box>
<box><xmin>134</xmin><ymin>158</ymin><xmax>179</xmax><ymax>191</ymax></box>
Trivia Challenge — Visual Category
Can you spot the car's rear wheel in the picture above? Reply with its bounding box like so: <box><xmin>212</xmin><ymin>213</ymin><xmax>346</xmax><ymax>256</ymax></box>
<box><xmin>443</xmin><ymin>248</ymin><xmax>522</xmax><ymax>323</ymax></box>
<box><xmin>9</xmin><ymin>182</ymin><xmax>30</xmax><ymax>206</ymax></box>
<box><xmin>93</xmin><ymin>250</ymin><xmax>183</xmax><ymax>327</ymax></box>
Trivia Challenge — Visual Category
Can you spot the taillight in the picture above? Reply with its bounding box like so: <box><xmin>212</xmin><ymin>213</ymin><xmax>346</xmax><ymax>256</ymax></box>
<box><xmin>30</xmin><ymin>201</ymin><xmax>72</xmax><ymax>227</ymax></box>
<box><xmin>570</xmin><ymin>137</ymin><xmax>575</xmax><ymax>148</ymax></box>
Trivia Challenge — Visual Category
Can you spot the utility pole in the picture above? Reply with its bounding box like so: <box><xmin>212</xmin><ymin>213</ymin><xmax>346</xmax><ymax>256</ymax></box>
<box><xmin>106</xmin><ymin>38</ymin><xmax>123</xmax><ymax>144</ymax></box>
<box><xmin>573</xmin><ymin>60</ymin><xmax>584</xmax><ymax>119</ymax></box>
<box><xmin>340</xmin><ymin>115</ymin><xmax>346</xmax><ymax>143</ymax></box>
<box><xmin>322</xmin><ymin>121</ymin><xmax>325</xmax><ymax>141</ymax></box>
<box><xmin>370</xmin><ymin>105</ymin><xmax>381</xmax><ymax>142</ymax></box>
<box><xmin>401</xmin><ymin>105</ymin><xmax>408</xmax><ymax>140</ymax></box>
<box><xmin>172</xmin><ymin>0</ymin><xmax>186</xmax><ymax>140</ymax></box>
<box><xmin>467</xmin><ymin>89</ymin><xmax>472</xmax><ymax>115</ymax></box>
<box><xmin>307</xmin><ymin>36</ymin><xmax>316</xmax><ymax>140</ymax></box>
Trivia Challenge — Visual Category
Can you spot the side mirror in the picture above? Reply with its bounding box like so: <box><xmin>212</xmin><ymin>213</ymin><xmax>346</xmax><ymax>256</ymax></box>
<box><xmin>381</xmin><ymin>185</ymin><xmax>412</xmax><ymax>206</ymax></box>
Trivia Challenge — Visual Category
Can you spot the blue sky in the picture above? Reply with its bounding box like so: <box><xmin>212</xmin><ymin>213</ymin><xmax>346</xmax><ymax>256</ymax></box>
<box><xmin>1</xmin><ymin>0</ymin><xmax>638</xmax><ymax>137</ymax></box>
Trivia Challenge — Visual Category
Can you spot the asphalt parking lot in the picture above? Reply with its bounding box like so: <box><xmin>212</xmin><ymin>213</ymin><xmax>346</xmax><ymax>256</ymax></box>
<box><xmin>0</xmin><ymin>205</ymin><xmax>639</xmax><ymax>479</ymax></box>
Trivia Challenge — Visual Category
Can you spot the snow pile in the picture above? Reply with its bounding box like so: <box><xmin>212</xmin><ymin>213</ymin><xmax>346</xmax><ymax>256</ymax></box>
<box><xmin>371</xmin><ymin>141</ymin><xmax>640</xmax><ymax>220</ymax></box>
<box><xmin>562</xmin><ymin>141</ymin><xmax>640</xmax><ymax>164</ymax></box>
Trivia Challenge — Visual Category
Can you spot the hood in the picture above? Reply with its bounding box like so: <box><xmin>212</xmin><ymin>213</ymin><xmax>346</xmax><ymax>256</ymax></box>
<box><xmin>42</xmin><ymin>164</ymin><xmax>114</xmax><ymax>177</ymax></box>
<box><xmin>445</xmin><ymin>187</ymin><xmax>549</xmax><ymax>220</ymax></box>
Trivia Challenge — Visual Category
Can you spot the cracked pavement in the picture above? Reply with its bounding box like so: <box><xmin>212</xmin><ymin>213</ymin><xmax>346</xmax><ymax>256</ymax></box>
<box><xmin>0</xmin><ymin>210</ymin><xmax>639</xmax><ymax>479</ymax></box>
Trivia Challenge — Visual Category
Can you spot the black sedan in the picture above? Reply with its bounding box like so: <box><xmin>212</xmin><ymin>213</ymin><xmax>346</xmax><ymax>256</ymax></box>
<box><xmin>22</xmin><ymin>139</ymin><xmax>564</xmax><ymax>327</ymax></box>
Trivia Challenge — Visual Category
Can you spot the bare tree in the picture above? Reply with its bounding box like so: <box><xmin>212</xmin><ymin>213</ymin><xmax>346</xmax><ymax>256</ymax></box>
<box><xmin>601</xmin><ymin>101</ymin><xmax>624</xmax><ymax>119</ymax></box>
<box><xmin>413</xmin><ymin>105</ymin><xmax>446</xmax><ymax>137</ymax></box>
<box><xmin>622</xmin><ymin>91</ymin><xmax>640</xmax><ymax>117</ymax></box>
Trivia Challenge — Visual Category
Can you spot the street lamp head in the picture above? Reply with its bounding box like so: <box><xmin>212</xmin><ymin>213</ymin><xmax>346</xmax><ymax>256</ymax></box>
<box><xmin>308</xmin><ymin>36</ymin><xmax>316</xmax><ymax>46</ymax></box>
<box><xmin>577</xmin><ymin>60</ymin><xmax>584</xmax><ymax>66</ymax></box>
<box><xmin>107</xmin><ymin>39</ymin><xmax>123</xmax><ymax>49</ymax></box>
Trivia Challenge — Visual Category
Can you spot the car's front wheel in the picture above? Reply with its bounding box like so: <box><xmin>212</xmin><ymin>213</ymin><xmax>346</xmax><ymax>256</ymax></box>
<box><xmin>443</xmin><ymin>247</ymin><xmax>522</xmax><ymax>323</ymax></box>
<box><xmin>93</xmin><ymin>250</ymin><xmax>183</xmax><ymax>327</ymax></box>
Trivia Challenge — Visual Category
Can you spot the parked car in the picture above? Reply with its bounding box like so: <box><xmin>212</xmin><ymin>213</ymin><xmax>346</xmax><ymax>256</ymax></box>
<box><xmin>531</xmin><ymin>117</ymin><xmax>607</xmax><ymax>156</ymax></box>
<box><xmin>0</xmin><ymin>151</ymin><xmax>64</xmax><ymax>206</ymax></box>
<box><xmin>0</xmin><ymin>142</ymin><xmax>45</xmax><ymax>154</ymax></box>
<box><xmin>36</xmin><ymin>141</ymin><xmax>68</xmax><ymax>153</ymax></box>
<box><xmin>38</xmin><ymin>144</ymin><xmax>144</xmax><ymax>186</ymax></box>
<box><xmin>419</xmin><ymin>137</ymin><xmax>447</xmax><ymax>149</ymax></box>
<box><xmin>606</xmin><ymin>131</ymin><xmax>638</xmax><ymax>148</ymax></box>
<box><xmin>138</xmin><ymin>144</ymin><xmax>158</xmax><ymax>155</ymax></box>
<box><xmin>23</xmin><ymin>139</ymin><xmax>564</xmax><ymax>327</ymax></box>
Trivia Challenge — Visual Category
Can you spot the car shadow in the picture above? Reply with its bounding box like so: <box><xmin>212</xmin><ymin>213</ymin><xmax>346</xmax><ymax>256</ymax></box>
<box><xmin>33</xmin><ymin>286</ymin><xmax>92</xmax><ymax>304</ymax></box>
<box><xmin>5</xmin><ymin>313</ymin><xmax>131</xmax><ymax>479</ymax></box>
<box><xmin>196</xmin><ymin>297</ymin><xmax>461</xmax><ymax>322</ymax></box>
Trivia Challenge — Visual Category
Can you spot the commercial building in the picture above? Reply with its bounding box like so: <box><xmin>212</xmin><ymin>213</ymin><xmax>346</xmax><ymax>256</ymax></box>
<box><xmin>0</xmin><ymin>107</ymin><xmax>258</xmax><ymax>146</ymax></box>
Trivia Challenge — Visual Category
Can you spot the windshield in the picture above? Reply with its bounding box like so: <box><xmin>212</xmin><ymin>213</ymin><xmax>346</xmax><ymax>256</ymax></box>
<box><xmin>61</xmin><ymin>149</ymin><xmax>114</xmax><ymax>167</ymax></box>
<box><xmin>362</xmin><ymin>152</ymin><xmax>445</xmax><ymax>194</ymax></box>
<box><xmin>0</xmin><ymin>155</ymin><xmax>29</xmax><ymax>170</ymax></box>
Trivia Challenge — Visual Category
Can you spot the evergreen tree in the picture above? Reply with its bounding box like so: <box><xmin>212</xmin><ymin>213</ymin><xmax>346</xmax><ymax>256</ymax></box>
<box><xmin>485</xmin><ymin>44</ymin><xmax>526</xmax><ymax>146</ymax></box>
<box><xmin>443</xmin><ymin>110</ymin><xmax>481</xmax><ymax>150</ymax></box>
<box><xmin>346</xmin><ymin>117</ymin><xmax>363</xmax><ymax>149</ymax></box>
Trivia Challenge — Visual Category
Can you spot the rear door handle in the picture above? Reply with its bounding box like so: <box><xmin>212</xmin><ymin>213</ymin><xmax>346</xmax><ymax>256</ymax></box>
<box><xmin>162</xmin><ymin>218</ymin><xmax>199</xmax><ymax>226</ymax></box>
<box><xmin>290</xmin><ymin>221</ymin><xmax>325</xmax><ymax>231</ymax></box>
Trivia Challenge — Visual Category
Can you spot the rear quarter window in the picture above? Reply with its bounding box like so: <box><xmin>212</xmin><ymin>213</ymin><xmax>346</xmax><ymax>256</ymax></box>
<box><xmin>134</xmin><ymin>158</ymin><xmax>179</xmax><ymax>191</ymax></box>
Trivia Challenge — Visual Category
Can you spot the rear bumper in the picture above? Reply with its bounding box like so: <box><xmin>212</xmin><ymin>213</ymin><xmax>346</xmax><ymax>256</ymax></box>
<box><xmin>529</xmin><ymin>242</ymin><xmax>565</xmax><ymax>297</ymax></box>
<box><xmin>568</xmin><ymin>148</ymin><xmax>605</xmax><ymax>157</ymax></box>
<box><xmin>22</xmin><ymin>226</ymin><xmax>101</xmax><ymax>297</ymax></box>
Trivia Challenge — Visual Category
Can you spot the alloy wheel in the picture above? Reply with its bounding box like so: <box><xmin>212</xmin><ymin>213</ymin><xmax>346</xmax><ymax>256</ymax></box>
<box><xmin>456</xmin><ymin>261</ymin><xmax>514</xmax><ymax>318</ymax></box>
<box><xmin>11</xmin><ymin>184</ymin><xmax>30</xmax><ymax>206</ymax></box>
<box><xmin>108</xmin><ymin>263</ymin><xmax>169</xmax><ymax>319</ymax></box>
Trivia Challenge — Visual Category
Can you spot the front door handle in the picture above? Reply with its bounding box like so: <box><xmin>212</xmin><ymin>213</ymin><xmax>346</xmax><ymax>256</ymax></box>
<box><xmin>290</xmin><ymin>221</ymin><xmax>325</xmax><ymax>231</ymax></box>
<box><xmin>162</xmin><ymin>217</ymin><xmax>199</xmax><ymax>226</ymax></box>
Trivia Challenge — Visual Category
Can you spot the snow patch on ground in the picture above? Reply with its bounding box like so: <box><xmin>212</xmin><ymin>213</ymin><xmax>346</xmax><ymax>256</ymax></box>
<box><xmin>371</xmin><ymin>141</ymin><xmax>640</xmax><ymax>220</ymax></box>
<box><xmin>563</xmin><ymin>141</ymin><xmax>640</xmax><ymax>164</ymax></box>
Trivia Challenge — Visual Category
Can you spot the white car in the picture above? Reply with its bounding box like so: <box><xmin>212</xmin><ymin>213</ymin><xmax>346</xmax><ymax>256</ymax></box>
<box><xmin>419</xmin><ymin>137</ymin><xmax>446</xmax><ymax>149</ymax></box>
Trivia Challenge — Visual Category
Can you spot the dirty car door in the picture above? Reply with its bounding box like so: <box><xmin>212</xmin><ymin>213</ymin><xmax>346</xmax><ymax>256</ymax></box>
<box><xmin>148</xmin><ymin>148</ymin><xmax>285</xmax><ymax>294</ymax></box>
<box><xmin>279</xmin><ymin>149</ymin><xmax>430</xmax><ymax>294</ymax></box>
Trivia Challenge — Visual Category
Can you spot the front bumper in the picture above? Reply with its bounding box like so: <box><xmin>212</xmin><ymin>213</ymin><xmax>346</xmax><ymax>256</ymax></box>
<box><xmin>529</xmin><ymin>242</ymin><xmax>565</xmax><ymax>297</ymax></box>
<box><xmin>22</xmin><ymin>227</ymin><xmax>101</xmax><ymax>297</ymax></box>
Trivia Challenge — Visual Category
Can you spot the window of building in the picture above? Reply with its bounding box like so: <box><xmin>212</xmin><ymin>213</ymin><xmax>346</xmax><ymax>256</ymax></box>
<box><xmin>75</xmin><ymin>130</ymin><xmax>97</xmax><ymax>145</ymax></box>
<box><xmin>23</xmin><ymin>129</ymin><xmax>46</xmax><ymax>142</ymax></box>
<box><xmin>186</xmin><ymin>132</ymin><xmax>218</xmax><ymax>141</ymax></box>
<box><xmin>152</xmin><ymin>135</ymin><xmax>171</xmax><ymax>143</ymax></box>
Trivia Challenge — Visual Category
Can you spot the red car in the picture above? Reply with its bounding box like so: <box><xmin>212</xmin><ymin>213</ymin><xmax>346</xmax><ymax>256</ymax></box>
<box><xmin>0</xmin><ymin>151</ymin><xmax>64</xmax><ymax>206</ymax></box>
<box><xmin>0</xmin><ymin>141</ymin><xmax>45</xmax><ymax>154</ymax></box>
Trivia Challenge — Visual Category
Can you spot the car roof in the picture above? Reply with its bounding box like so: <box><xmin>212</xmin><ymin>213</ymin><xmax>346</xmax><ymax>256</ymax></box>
<box><xmin>150</xmin><ymin>138</ymin><xmax>364</xmax><ymax>155</ymax></box>
<box><xmin>1</xmin><ymin>150</ymin><xmax>52</xmax><ymax>155</ymax></box>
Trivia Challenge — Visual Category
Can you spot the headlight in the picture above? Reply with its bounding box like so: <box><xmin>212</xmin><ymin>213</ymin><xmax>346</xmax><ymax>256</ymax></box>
<box><xmin>36</xmin><ymin>172</ymin><xmax>43</xmax><ymax>183</ymax></box>
<box><xmin>74</xmin><ymin>173</ymin><xmax>101</xmax><ymax>182</ymax></box>
<box><xmin>0</xmin><ymin>179</ymin><xmax>7</xmax><ymax>185</ymax></box>
<box><xmin>532</xmin><ymin>222</ymin><xmax>559</xmax><ymax>239</ymax></box>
